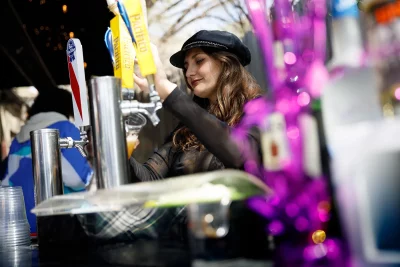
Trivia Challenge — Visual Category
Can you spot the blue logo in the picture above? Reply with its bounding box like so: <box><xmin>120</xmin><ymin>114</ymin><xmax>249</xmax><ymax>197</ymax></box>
<box><xmin>67</xmin><ymin>40</ymin><xmax>76</xmax><ymax>62</ymax></box>
<box><xmin>332</xmin><ymin>0</ymin><xmax>359</xmax><ymax>18</ymax></box>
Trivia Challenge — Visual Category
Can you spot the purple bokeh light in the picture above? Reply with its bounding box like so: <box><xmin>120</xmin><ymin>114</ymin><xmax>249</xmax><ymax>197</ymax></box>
<box><xmin>268</xmin><ymin>220</ymin><xmax>285</xmax><ymax>235</ymax></box>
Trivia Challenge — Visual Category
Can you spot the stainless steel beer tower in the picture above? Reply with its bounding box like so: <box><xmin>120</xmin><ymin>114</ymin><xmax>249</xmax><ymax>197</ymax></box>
<box><xmin>89</xmin><ymin>75</ymin><xmax>161</xmax><ymax>189</ymax></box>
<box><xmin>89</xmin><ymin>76</ymin><xmax>130</xmax><ymax>188</ymax></box>
<box><xmin>30</xmin><ymin>76</ymin><xmax>161</xmax><ymax>193</ymax></box>
<box><xmin>30</xmin><ymin>129</ymin><xmax>64</xmax><ymax>204</ymax></box>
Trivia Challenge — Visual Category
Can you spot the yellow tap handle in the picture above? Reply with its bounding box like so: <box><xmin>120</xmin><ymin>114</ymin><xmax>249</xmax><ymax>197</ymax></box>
<box><xmin>110</xmin><ymin>15</ymin><xmax>135</xmax><ymax>90</ymax></box>
<box><xmin>124</xmin><ymin>0</ymin><xmax>157</xmax><ymax>77</ymax></box>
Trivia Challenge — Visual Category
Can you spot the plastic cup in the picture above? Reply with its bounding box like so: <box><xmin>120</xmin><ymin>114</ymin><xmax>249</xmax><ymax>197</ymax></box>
<box><xmin>0</xmin><ymin>246</ymin><xmax>33</xmax><ymax>267</ymax></box>
<box><xmin>0</xmin><ymin>187</ymin><xmax>31</xmax><ymax>250</ymax></box>
<box><xmin>187</xmin><ymin>200</ymin><xmax>231</xmax><ymax>262</ymax></box>
<box><xmin>125</xmin><ymin>113</ymin><xmax>146</xmax><ymax>157</ymax></box>
<box><xmin>0</xmin><ymin>187</ymin><xmax>28</xmax><ymax>224</ymax></box>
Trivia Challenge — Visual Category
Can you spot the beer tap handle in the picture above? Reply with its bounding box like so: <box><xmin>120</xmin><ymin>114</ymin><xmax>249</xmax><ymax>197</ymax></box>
<box><xmin>117</xmin><ymin>0</ymin><xmax>161</xmax><ymax>106</ymax></box>
<box><xmin>65</xmin><ymin>39</ymin><xmax>91</xmax><ymax>158</ymax></box>
<box><xmin>66</xmin><ymin>39</ymin><xmax>90</xmax><ymax>129</ymax></box>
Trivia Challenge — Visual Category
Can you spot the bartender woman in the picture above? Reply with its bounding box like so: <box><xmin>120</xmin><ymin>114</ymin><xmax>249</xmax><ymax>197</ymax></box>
<box><xmin>130</xmin><ymin>30</ymin><xmax>263</xmax><ymax>179</ymax></box>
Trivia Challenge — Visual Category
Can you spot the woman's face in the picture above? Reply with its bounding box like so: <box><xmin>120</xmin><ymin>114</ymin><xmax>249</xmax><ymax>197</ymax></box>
<box><xmin>184</xmin><ymin>48</ymin><xmax>222</xmax><ymax>102</ymax></box>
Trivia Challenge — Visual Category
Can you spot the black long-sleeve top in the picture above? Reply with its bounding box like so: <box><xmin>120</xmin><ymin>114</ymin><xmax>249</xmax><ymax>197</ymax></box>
<box><xmin>129</xmin><ymin>88</ymin><xmax>261</xmax><ymax>181</ymax></box>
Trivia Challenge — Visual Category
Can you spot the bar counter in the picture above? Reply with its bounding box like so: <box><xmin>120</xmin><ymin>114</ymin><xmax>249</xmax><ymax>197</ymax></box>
<box><xmin>2</xmin><ymin>243</ymin><xmax>272</xmax><ymax>267</ymax></box>
<box><xmin>0</xmin><ymin>201</ymin><xmax>274</xmax><ymax>267</ymax></box>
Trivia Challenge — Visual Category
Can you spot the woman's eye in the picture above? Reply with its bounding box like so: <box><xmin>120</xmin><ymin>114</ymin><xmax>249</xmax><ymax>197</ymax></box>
<box><xmin>196</xmin><ymin>58</ymin><xmax>204</xmax><ymax>64</ymax></box>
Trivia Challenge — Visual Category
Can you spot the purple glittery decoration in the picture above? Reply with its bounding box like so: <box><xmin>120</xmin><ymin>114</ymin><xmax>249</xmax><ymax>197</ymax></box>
<box><xmin>268</xmin><ymin>220</ymin><xmax>285</xmax><ymax>235</ymax></box>
<box><xmin>235</xmin><ymin>0</ymin><xmax>335</xmax><ymax>263</ymax></box>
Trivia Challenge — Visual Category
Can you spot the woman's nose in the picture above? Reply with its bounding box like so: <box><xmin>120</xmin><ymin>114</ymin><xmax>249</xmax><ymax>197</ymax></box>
<box><xmin>185</xmin><ymin>64</ymin><xmax>196</xmax><ymax>78</ymax></box>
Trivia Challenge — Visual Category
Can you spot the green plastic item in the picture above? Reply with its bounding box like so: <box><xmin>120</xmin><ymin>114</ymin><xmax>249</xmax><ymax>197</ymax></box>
<box><xmin>31</xmin><ymin>169</ymin><xmax>273</xmax><ymax>216</ymax></box>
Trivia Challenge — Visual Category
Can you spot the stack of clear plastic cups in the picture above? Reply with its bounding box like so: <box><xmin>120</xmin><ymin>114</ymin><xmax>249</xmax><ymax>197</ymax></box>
<box><xmin>0</xmin><ymin>186</ymin><xmax>31</xmax><ymax>251</ymax></box>
<box><xmin>0</xmin><ymin>246</ymin><xmax>33</xmax><ymax>267</ymax></box>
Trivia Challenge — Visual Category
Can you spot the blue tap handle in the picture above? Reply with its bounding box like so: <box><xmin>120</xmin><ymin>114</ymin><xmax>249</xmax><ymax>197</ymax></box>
<box><xmin>104</xmin><ymin>28</ymin><xmax>115</xmax><ymax>65</ymax></box>
<box><xmin>117</xmin><ymin>1</ymin><xmax>136</xmax><ymax>43</ymax></box>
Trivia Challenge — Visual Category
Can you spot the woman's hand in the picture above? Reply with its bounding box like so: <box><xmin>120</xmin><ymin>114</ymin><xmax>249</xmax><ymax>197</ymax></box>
<box><xmin>133</xmin><ymin>68</ymin><xmax>149</xmax><ymax>93</ymax></box>
<box><xmin>133</xmin><ymin>43</ymin><xmax>177</xmax><ymax>101</ymax></box>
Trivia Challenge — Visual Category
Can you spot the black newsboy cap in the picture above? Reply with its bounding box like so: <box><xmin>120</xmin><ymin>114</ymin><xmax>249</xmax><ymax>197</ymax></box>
<box><xmin>170</xmin><ymin>30</ymin><xmax>251</xmax><ymax>68</ymax></box>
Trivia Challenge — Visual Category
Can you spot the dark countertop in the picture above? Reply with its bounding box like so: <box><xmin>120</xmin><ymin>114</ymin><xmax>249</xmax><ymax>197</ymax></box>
<box><xmin>0</xmin><ymin>201</ymin><xmax>275</xmax><ymax>267</ymax></box>
<box><xmin>0</xmin><ymin>243</ymin><xmax>273</xmax><ymax>267</ymax></box>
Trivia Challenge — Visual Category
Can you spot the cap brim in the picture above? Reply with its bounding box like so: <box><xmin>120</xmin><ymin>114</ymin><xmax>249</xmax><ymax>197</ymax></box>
<box><xmin>169</xmin><ymin>50</ymin><xmax>186</xmax><ymax>69</ymax></box>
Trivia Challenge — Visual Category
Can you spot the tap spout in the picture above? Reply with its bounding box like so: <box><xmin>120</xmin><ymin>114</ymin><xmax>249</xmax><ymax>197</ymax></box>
<box><xmin>120</xmin><ymin>100</ymin><xmax>161</xmax><ymax>126</ymax></box>
<box><xmin>59</xmin><ymin>126</ymin><xmax>90</xmax><ymax>157</ymax></box>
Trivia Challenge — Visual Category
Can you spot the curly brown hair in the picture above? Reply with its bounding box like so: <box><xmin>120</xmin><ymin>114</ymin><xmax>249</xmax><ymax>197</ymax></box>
<box><xmin>172</xmin><ymin>48</ymin><xmax>262</xmax><ymax>151</ymax></box>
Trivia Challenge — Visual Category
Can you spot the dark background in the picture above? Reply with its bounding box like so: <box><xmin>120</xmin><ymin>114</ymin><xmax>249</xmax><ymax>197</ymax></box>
<box><xmin>0</xmin><ymin>0</ymin><xmax>332</xmax><ymax>92</ymax></box>
<box><xmin>0</xmin><ymin>0</ymin><xmax>116</xmax><ymax>91</ymax></box>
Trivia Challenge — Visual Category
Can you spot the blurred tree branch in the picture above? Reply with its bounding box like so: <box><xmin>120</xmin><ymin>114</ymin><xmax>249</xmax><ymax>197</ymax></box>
<box><xmin>161</xmin><ymin>0</ymin><xmax>186</xmax><ymax>13</ymax></box>
<box><xmin>152</xmin><ymin>0</ymin><xmax>250</xmax><ymax>43</ymax></box>
<box><xmin>207</xmin><ymin>15</ymin><xmax>230</xmax><ymax>23</ymax></box>
<box><xmin>233</xmin><ymin>0</ymin><xmax>251</xmax><ymax>23</ymax></box>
